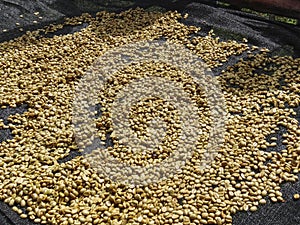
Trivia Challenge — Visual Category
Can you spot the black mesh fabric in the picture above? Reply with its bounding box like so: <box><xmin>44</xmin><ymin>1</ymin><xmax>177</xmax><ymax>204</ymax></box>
<box><xmin>0</xmin><ymin>1</ymin><xmax>300</xmax><ymax>225</ymax></box>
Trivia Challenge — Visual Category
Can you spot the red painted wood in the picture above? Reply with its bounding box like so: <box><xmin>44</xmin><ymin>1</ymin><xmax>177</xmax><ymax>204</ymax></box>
<box><xmin>223</xmin><ymin>0</ymin><xmax>300</xmax><ymax>19</ymax></box>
